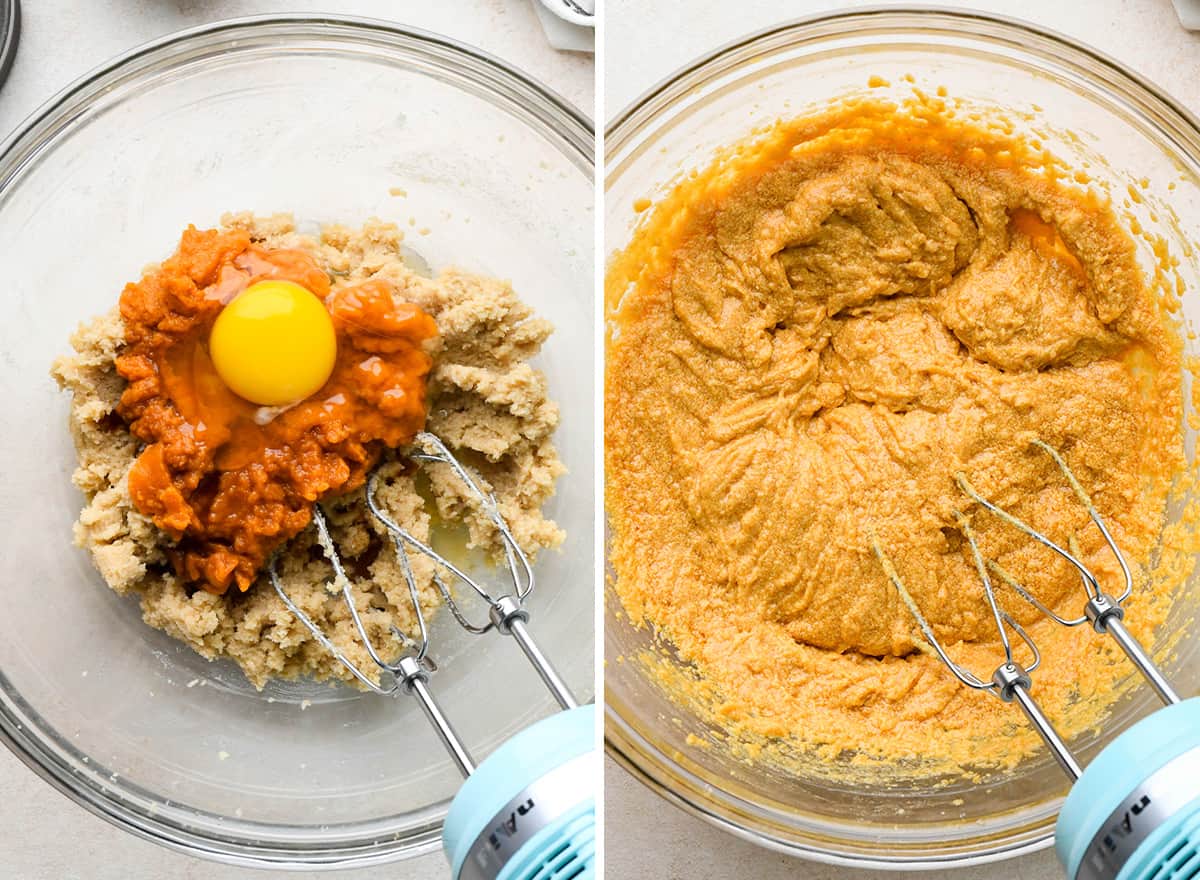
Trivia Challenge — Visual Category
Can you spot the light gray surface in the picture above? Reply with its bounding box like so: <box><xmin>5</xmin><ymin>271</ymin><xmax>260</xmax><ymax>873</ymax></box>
<box><xmin>0</xmin><ymin>0</ymin><xmax>592</xmax><ymax>136</ymax></box>
<box><xmin>603</xmin><ymin>1</ymin><xmax>1200</xmax><ymax>879</ymax></box>
<box><xmin>0</xmin><ymin>2</ymin><xmax>591</xmax><ymax>879</ymax></box>
<box><xmin>605</xmin><ymin>756</ymin><xmax>1061</xmax><ymax>880</ymax></box>
<box><xmin>604</xmin><ymin>0</ymin><xmax>1200</xmax><ymax>117</ymax></box>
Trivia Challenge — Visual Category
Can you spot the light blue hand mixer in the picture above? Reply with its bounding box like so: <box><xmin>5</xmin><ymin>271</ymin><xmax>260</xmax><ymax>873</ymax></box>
<box><xmin>270</xmin><ymin>432</ymin><xmax>595</xmax><ymax>880</ymax></box>
<box><xmin>874</xmin><ymin>440</ymin><xmax>1200</xmax><ymax>880</ymax></box>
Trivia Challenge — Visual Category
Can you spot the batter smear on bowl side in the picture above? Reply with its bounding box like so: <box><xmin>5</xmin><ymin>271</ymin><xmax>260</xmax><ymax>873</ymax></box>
<box><xmin>54</xmin><ymin>213</ymin><xmax>564</xmax><ymax>688</ymax></box>
<box><xmin>605</xmin><ymin>96</ymin><xmax>1188</xmax><ymax>776</ymax></box>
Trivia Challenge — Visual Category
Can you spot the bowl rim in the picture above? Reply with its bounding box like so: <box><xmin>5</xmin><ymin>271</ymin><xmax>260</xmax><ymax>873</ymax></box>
<box><xmin>0</xmin><ymin>12</ymin><xmax>592</xmax><ymax>870</ymax></box>
<box><xmin>0</xmin><ymin>0</ymin><xmax>19</xmax><ymax>91</ymax></box>
<box><xmin>603</xmin><ymin>4</ymin><xmax>1200</xmax><ymax>871</ymax></box>
<box><xmin>605</xmin><ymin>4</ymin><xmax>1200</xmax><ymax>154</ymax></box>
<box><xmin>0</xmin><ymin>12</ymin><xmax>595</xmax><ymax>182</ymax></box>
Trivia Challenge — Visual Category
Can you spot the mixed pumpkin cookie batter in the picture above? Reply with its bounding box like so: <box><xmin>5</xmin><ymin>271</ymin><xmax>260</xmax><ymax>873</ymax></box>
<box><xmin>606</xmin><ymin>96</ymin><xmax>1187</xmax><ymax>777</ymax></box>
<box><xmin>54</xmin><ymin>213</ymin><xmax>564</xmax><ymax>688</ymax></box>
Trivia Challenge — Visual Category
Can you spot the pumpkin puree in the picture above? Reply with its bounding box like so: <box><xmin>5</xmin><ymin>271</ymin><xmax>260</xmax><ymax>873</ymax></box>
<box><xmin>117</xmin><ymin>227</ymin><xmax>437</xmax><ymax>594</ymax></box>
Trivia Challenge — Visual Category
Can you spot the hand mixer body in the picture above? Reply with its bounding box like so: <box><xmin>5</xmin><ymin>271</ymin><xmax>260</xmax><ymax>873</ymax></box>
<box><xmin>443</xmin><ymin>704</ymin><xmax>596</xmax><ymax>880</ymax></box>
<box><xmin>1056</xmin><ymin>698</ymin><xmax>1200</xmax><ymax>880</ymax></box>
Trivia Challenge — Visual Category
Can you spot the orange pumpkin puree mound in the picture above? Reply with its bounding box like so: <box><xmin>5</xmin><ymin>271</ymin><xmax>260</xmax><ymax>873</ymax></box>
<box><xmin>115</xmin><ymin>226</ymin><xmax>438</xmax><ymax>595</ymax></box>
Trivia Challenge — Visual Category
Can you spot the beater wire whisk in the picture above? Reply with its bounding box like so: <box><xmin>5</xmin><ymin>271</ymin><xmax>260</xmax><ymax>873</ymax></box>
<box><xmin>369</xmin><ymin>432</ymin><xmax>578</xmax><ymax>711</ymax></box>
<box><xmin>955</xmin><ymin>439</ymin><xmax>1180</xmax><ymax>706</ymax></box>
<box><xmin>873</xmin><ymin>439</ymin><xmax>1182</xmax><ymax>780</ymax></box>
<box><xmin>873</xmin><ymin>440</ymin><xmax>1200</xmax><ymax>880</ymax></box>
<box><xmin>872</xmin><ymin>512</ymin><xmax>1079</xmax><ymax>778</ymax></box>
<box><xmin>268</xmin><ymin>430</ymin><xmax>595</xmax><ymax>880</ymax></box>
<box><xmin>268</xmin><ymin>430</ymin><xmax>578</xmax><ymax>777</ymax></box>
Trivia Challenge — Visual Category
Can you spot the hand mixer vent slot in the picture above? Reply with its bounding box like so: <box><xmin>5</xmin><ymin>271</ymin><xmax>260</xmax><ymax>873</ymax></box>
<box><xmin>520</xmin><ymin>805</ymin><xmax>594</xmax><ymax>880</ymax></box>
<box><xmin>1150</xmin><ymin>827</ymin><xmax>1200</xmax><ymax>880</ymax></box>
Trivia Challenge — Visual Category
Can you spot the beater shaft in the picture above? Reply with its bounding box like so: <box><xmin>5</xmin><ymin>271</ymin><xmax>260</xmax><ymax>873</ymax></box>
<box><xmin>399</xmin><ymin>656</ymin><xmax>477</xmax><ymax>777</ymax></box>
<box><xmin>988</xmin><ymin>660</ymin><xmax>1083</xmax><ymax>779</ymax></box>
<box><xmin>1011</xmin><ymin>684</ymin><xmax>1082</xmax><ymax>780</ymax></box>
<box><xmin>488</xmin><ymin>596</ymin><xmax>577</xmax><ymax>710</ymax></box>
<box><xmin>1102</xmin><ymin>616</ymin><xmax>1181</xmax><ymax>706</ymax></box>
<box><xmin>508</xmin><ymin>618</ymin><xmax>578</xmax><ymax>710</ymax></box>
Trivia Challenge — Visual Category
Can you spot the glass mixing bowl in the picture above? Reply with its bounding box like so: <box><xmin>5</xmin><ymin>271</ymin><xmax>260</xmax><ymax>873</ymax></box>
<box><xmin>0</xmin><ymin>14</ymin><xmax>593</xmax><ymax>869</ymax></box>
<box><xmin>605</xmin><ymin>7</ymin><xmax>1200</xmax><ymax>870</ymax></box>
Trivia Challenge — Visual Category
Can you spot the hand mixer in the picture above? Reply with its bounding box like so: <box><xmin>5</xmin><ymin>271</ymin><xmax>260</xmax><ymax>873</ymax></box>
<box><xmin>873</xmin><ymin>440</ymin><xmax>1200</xmax><ymax>880</ymax></box>
<box><xmin>269</xmin><ymin>431</ymin><xmax>595</xmax><ymax>880</ymax></box>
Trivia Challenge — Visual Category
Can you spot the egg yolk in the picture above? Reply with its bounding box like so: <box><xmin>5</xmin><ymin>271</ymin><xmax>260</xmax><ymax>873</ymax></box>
<box><xmin>209</xmin><ymin>280</ymin><xmax>337</xmax><ymax>406</ymax></box>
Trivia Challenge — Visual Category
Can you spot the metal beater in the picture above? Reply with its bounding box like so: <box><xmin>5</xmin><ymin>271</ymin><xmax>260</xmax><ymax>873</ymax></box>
<box><xmin>269</xmin><ymin>431</ymin><xmax>595</xmax><ymax>880</ymax></box>
<box><xmin>873</xmin><ymin>440</ymin><xmax>1200</xmax><ymax>880</ymax></box>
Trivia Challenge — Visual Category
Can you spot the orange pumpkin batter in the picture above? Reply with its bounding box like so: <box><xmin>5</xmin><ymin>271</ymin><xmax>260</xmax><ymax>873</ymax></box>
<box><xmin>116</xmin><ymin>226</ymin><xmax>438</xmax><ymax>595</ymax></box>
<box><xmin>606</xmin><ymin>95</ymin><xmax>1188</xmax><ymax>777</ymax></box>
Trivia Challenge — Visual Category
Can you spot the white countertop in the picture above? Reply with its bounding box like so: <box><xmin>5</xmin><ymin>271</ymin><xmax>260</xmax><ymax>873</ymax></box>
<box><xmin>603</xmin><ymin>1</ymin><xmax>1200</xmax><ymax>879</ymax></box>
<box><xmin>0</xmin><ymin>3</ymin><xmax>591</xmax><ymax>878</ymax></box>
<box><xmin>603</xmin><ymin>0</ymin><xmax>1200</xmax><ymax>117</ymax></box>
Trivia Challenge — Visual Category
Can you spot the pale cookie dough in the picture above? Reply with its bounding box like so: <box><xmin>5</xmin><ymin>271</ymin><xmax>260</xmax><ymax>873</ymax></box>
<box><xmin>53</xmin><ymin>214</ymin><xmax>564</xmax><ymax>688</ymax></box>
